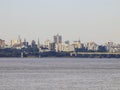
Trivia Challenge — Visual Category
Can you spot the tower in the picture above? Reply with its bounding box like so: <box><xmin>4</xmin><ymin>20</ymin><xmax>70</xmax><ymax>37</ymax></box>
<box><xmin>53</xmin><ymin>34</ymin><xmax>62</xmax><ymax>52</ymax></box>
<box><xmin>18</xmin><ymin>35</ymin><xmax>22</xmax><ymax>44</ymax></box>
<box><xmin>53</xmin><ymin>34</ymin><xmax>62</xmax><ymax>44</ymax></box>
<box><xmin>37</xmin><ymin>38</ymin><xmax>40</xmax><ymax>48</ymax></box>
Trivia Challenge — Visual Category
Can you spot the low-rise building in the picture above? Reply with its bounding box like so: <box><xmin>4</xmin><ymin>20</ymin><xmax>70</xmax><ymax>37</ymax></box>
<box><xmin>0</xmin><ymin>39</ymin><xmax>5</xmax><ymax>48</ymax></box>
<box><xmin>85</xmin><ymin>42</ymin><xmax>98</xmax><ymax>51</ymax></box>
<box><xmin>55</xmin><ymin>43</ymin><xmax>74</xmax><ymax>52</ymax></box>
<box><xmin>72</xmin><ymin>40</ymin><xmax>83</xmax><ymax>49</ymax></box>
<box><xmin>61</xmin><ymin>43</ymin><xmax>74</xmax><ymax>52</ymax></box>
<box><xmin>105</xmin><ymin>42</ymin><xmax>120</xmax><ymax>52</ymax></box>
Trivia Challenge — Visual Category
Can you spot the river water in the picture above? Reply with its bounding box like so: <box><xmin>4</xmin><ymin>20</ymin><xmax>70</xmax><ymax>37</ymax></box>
<box><xmin>0</xmin><ymin>58</ymin><xmax>120</xmax><ymax>90</ymax></box>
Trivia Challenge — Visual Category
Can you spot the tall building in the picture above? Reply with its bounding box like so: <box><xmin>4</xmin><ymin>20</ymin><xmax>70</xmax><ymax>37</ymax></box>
<box><xmin>37</xmin><ymin>38</ymin><xmax>40</xmax><ymax>48</ymax></box>
<box><xmin>0</xmin><ymin>39</ymin><xmax>5</xmax><ymax>48</ymax></box>
<box><xmin>53</xmin><ymin>34</ymin><xmax>62</xmax><ymax>52</ymax></box>
<box><xmin>23</xmin><ymin>39</ymin><xmax>28</xmax><ymax>48</ymax></box>
<box><xmin>31</xmin><ymin>40</ymin><xmax>36</xmax><ymax>47</ymax></box>
<box><xmin>53</xmin><ymin>34</ymin><xmax>62</xmax><ymax>44</ymax></box>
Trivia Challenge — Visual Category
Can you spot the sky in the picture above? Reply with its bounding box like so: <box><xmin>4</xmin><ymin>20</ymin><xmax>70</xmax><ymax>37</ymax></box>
<box><xmin>0</xmin><ymin>0</ymin><xmax>120</xmax><ymax>44</ymax></box>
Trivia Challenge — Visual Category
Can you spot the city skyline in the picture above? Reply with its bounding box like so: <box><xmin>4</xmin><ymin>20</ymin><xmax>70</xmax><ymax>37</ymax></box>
<box><xmin>0</xmin><ymin>0</ymin><xmax>120</xmax><ymax>44</ymax></box>
<box><xmin>0</xmin><ymin>34</ymin><xmax>120</xmax><ymax>58</ymax></box>
<box><xmin>0</xmin><ymin>34</ymin><xmax>120</xmax><ymax>46</ymax></box>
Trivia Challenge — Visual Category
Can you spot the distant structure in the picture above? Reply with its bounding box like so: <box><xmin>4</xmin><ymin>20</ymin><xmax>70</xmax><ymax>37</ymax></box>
<box><xmin>23</xmin><ymin>39</ymin><xmax>28</xmax><ymax>48</ymax></box>
<box><xmin>72</xmin><ymin>40</ymin><xmax>83</xmax><ymax>49</ymax></box>
<box><xmin>31</xmin><ymin>40</ymin><xmax>36</xmax><ymax>48</ymax></box>
<box><xmin>85</xmin><ymin>42</ymin><xmax>98</xmax><ymax>51</ymax></box>
<box><xmin>105</xmin><ymin>42</ymin><xmax>120</xmax><ymax>53</ymax></box>
<box><xmin>1</xmin><ymin>34</ymin><xmax>120</xmax><ymax>54</ymax></box>
<box><xmin>10</xmin><ymin>36</ymin><xmax>22</xmax><ymax>49</ymax></box>
<box><xmin>53</xmin><ymin>34</ymin><xmax>62</xmax><ymax>44</ymax></box>
<box><xmin>37</xmin><ymin>38</ymin><xmax>40</xmax><ymax>48</ymax></box>
<box><xmin>53</xmin><ymin>34</ymin><xmax>62</xmax><ymax>52</ymax></box>
<box><xmin>44</xmin><ymin>39</ymin><xmax>51</xmax><ymax>49</ymax></box>
<box><xmin>0</xmin><ymin>39</ymin><xmax>5</xmax><ymax>48</ymax></box>
<box><xmin>65</xmin><ymin>40</ymin><xmax>70</xmax><ymax>44</ymax></box>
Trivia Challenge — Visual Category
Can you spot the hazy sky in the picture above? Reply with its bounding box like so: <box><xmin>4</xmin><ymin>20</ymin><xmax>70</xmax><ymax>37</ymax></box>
<box><xmin>0</xmin><ymin>0</ymin><xmax>120</xmax><ymax>44</ymax></box>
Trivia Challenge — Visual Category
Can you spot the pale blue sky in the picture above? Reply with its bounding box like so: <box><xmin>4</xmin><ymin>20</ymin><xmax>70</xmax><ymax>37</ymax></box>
<box><xmin>0</xmin><ymin>0</ymin><xmax>120</xmax><ymax>44</ymax></box>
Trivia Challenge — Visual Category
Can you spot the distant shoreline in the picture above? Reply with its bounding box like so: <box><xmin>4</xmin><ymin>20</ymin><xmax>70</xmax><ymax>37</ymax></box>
<box><xmin>0</xmin><ymin>56</ymin><xmax>120</xmax><ymax>58</ymax></box>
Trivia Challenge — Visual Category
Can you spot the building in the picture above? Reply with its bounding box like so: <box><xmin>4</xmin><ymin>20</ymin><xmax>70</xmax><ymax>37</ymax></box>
<box><xmin>61</xmin><ymin>43</ymin><xmax>74</xmax><ymax>52</ymax></box>
<box><xmin>44</xmin><ymin>39</ymin><xmax>51</xmax><ymax>49</ymax></box>
<box><xmin>105</xmin><ymin>42</ymin><xmax>120</xmax><ymax>52</ymax></box>
<box><xmin>53</xmin><ymin>34</ymin><xmax>62</xmax><ymax>52</ymax></box>
<box><xmin>23</xmin><ymin>39</ymin><xmax>28</xmax><ymax>48</ymax></box>
<box><xmin>53</xmin><ymin>34</ymin><xmax>62</xmax><ymax>44</ymax></box>
<box><xmin>49</xmin><ymin>42</ymin><xmax>55</xmax><ymax>51</ymax></box>
<box><xmin>55</xmin><ymin>43</ymin><xmax>74</xmax><ymax>52</ymax></box>
<box><xmin>37</xmin><ymin>38</ymin><xmax>40</xmax><ymax>48</ymax></box>
<box><xmin>10</xmin><ymin>36</ymin><xmax>22</xmax><ymax>49</ymax></box>
<box><xmin>65</xmin><ymin>40</ymin><xmax>70</xmax><ymax>44</ymax></box>
<box><xmin>11</xmin><ymin>39</ymin><xmax>20</xmax><ymax>46</ymax></box>
<box><xmin>55</xmin><ymin>43</ymin><xmax>62</xmax><ymax>52</ymax></box>
<box><xmin>72</xmin><ymin>40</ymin><xmax>83</xmax><ymax>49</ymax></box>
<box><xmin>85</xmin><ymin>42</ymin><xmax>98</xmax><ymax>51</ymax></box>
<box><xmin>31</xmin><ymin>40</ymin><xmax>37</xmax><ymax>48</ymax></box>
<box><xmin>0</xmin><ymin>39</ymin><xmax>5</xmax><ymax>48</ymax></box>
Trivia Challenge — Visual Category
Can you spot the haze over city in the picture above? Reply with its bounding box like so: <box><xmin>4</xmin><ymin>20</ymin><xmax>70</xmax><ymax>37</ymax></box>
<box><xmin>0</xmin><ymin>0</ymin><xmax>120</xmax><ymax>44</ymax></box>
<box><xmin>1</xmin><ymin>1</ymin><xmax>120</xmax><ymax>90</ymax></box>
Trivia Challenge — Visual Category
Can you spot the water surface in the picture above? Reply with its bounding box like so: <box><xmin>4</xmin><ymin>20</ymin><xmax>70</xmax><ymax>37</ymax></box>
<box><xmin>0</xmin><ymin>58</ymin><xmax>120</xmax><ymax>90</ymax></box>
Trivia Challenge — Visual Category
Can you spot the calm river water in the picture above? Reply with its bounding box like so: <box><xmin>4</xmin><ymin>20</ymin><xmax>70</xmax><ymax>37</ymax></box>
<box><xmin>0</xmin><ymin>58</ymin><xmax>120</xmax><ymax>90</ymax></box>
